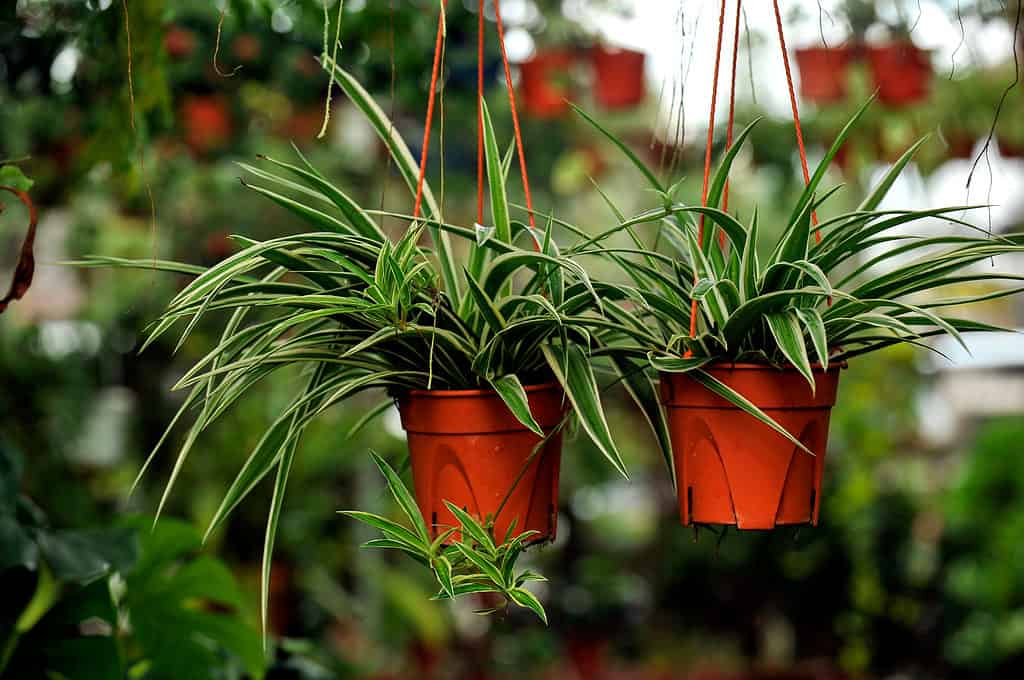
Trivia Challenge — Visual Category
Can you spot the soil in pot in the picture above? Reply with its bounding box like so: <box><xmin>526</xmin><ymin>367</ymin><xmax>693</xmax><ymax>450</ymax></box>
<box><xmin>659</xmin><ymin>364</ymin><xmax>842</xmax><ymax>530</ymax></box>
<box><xmin>866</xmin><ymin>42</ymin><xmax>932</xmax><ymax>106</ymax></box>
<box><xmin>397</xmin><ymin>383</ymin><xmax>566</xmax><ymax>543</ymax></box>
<box><xmin>591</xmin><ymin>45</ymin><xmax>646</xmax><ymax>109</ymax></box>
<box><xmin>794</xmin><ymin>46</ymin><xmax>854</xmax><ymax>104</ymax></box>
<box><xmin>519</xmin><ymin>49</ymin><xmax>576</xmax><ymax>118</ymax></box>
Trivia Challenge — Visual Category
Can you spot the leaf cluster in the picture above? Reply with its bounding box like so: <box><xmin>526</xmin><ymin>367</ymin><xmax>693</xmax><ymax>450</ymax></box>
<box><xmin>342</xmin><ymin>453</ymin><xmax>549</xmax><ymax>623</ymax></box>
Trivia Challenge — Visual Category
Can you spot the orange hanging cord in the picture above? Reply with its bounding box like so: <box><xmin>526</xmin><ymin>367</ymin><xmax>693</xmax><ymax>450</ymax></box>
<box><xmin>476</xmin><ymin>0</ymin><xmax>486</xmax><ymax>226</ymax></box>
<box><xmin>413</xmin><ymin>2</ymin><xmax>447</xmax><ymax>220</ymax></box>
<box><xmin>414</xmin><ymin>1</ymin><xmax>540</xmax><ymax>253</ymax></box>
<box><xmin>772</xmin><ymin>0</ymin><xmax>821</xmax><ymax>241</ymax></box>
<box><xmin>722</xmin><ymin>0</ymin><xmax>743</xmax><ymax>218</ymax></box>
<box><xmin>686</xmin><ymin>0</ymin><xmax>729</xmax><ymax>350</ymax></box>
<box><xmin>494</xmin><ymin>0</ymin><xmax>541</xmax><ymax>250</ymax></box>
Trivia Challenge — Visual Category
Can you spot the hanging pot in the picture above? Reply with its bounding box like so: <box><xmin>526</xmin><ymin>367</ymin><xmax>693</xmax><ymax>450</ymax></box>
<box><xmin>180</xmin><ymin>95</ymin><xmax>233</xmax><ymax>155</ymax></box>
<box><xmin>519</xmin><ymin>49</ymin><xmax>576</xmax><ymax>118</ymax></box>
<box><xmin>398</xmin><ymin>383</ymin><xmax>566</xmax><ymax>543</ymax></box>
<box><xmin>998</xmin><ymin>136</ymin><xmax>1024</xmax><ymax>158</ymax></box>
<box><xmin>946</xmin><ymin>133</ymin><xmax>976</xmax><ymax>160</ymax></box>
<box><xmin>794</xmin><ymin>46</ymin><xmax>854</xmax><ymax>104</ymax></box>
<box><xmin>865</xmin><ymin>42</ymin><xmax>932</xmax><ymax>106</ymax></box>
<box><xmin>659</xmin><ymin>364</ymin><xmax>842</xmax><ymax>530</ymax></box>
<box><xmin>591</xmin><ymin>45</ymin><xmax>646</xmax><ymax>110</ymax></box>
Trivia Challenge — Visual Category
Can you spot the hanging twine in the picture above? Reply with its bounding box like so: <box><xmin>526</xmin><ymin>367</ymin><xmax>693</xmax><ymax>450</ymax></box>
<box><xmin>685</xmin><ymin>0</ymin><xmax>730</xmax><ymax>352</ymax></box>
<box><xmin>413</xmin><ymin>0</ymin><xmax>540</xmax><ymax>252</ymax></box>
<box><xmin>772</xmin><ymin>0</ymin><xmax>821</xmax><ymax>240</ymax></box>
<box><xmin>686</xmin><ymin>0</ymin><xmax>823</xmax><ymax>353</ymax></box>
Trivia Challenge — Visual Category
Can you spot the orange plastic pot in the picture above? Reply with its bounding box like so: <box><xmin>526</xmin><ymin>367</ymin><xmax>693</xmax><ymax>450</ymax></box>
<box><xmin>397</xmin><ymin>383</ymin><xmax>566</xmax><ymax>543</ymax></box>
<box><xmin>591</xmin><ymin>45</ymin><xmax>646</xmax><ymax>109</ymax></box>
<box><xmin>659</xmin><ymin>364</ymin><xmax>842</xmax><ymax>530</ymax></box>
<box><xmin>866</xmin><ymin>42</ymin><xmax>932</xmax><ymax>106</ymax></box>
<box><xmin>519</xmin><ymin>49</ymin><xmax>576</xmax><ymax>118</ymax></box>
<box><xmin>794</xmin><ymin>46</ymin><xmax>854</xmax><ymax>104</ymax></box>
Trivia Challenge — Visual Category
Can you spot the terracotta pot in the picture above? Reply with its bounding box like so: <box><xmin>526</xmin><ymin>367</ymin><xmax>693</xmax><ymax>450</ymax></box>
<box><xmin>180</xmin><ymin>95</ymin><xmax>233</xmax><ymax>155</ymax></box>
<box><xmin>164</xmin><ymin>24</ymin><xmax>196</xmax><ymax>60</ymax></box>
<box><xmin>794</xmin><ymin>46</ymin><xmax>854</xmax><ymax>104</ymax></box>
<box><xmin>946</xmin><ymin>133</ymin><xmax>976</xmax><ymax>159</ymax></box>
<box><xmin>591</xmin><ymin>45</ymin><xmax>646</xmax><ymax>109</ymax></box>
<box><xmin>659</xmin><ymin>364</ymin><xmax>842</xmax><ymax>530</ymax></box>
<box><xmin>398</xmin><ymin>383</ymin><xmax>566</xmax><ymax>542</ymax></box>
<box><xmin>519</xmin><ymin>49</ymin><xmax>576</xmax><ymax>118</ymax></box>
<box><xmin>998</xmin><ymin>136</ymin><xmax>1024</xmax><ymax>158</ymax></box>
<box><xmin>866</xmin><ymin>42</ymin><xmax>932</xmax><ymax>106</ymax></box>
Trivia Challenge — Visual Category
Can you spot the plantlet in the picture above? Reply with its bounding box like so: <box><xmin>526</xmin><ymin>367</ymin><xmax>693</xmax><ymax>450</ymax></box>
<box><xmin>342</xmin><ymin>453</ymin><xmax>549</xmax><ymax>623</ymax></box>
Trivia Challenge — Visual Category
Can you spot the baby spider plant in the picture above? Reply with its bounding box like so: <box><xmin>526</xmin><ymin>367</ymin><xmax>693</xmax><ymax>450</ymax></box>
<box><xmin>343</xmin><ymin>453</ymin><xmax>549</xmax><ymax>623</ymax></box>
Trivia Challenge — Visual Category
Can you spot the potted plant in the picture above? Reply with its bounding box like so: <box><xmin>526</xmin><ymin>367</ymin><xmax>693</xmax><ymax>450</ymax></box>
<box><xmin>862</xmin><ymin>5</ymin><xmax>932</xmax><ymax>106</ymax></box>
<box><xmin>590</xmin><ymin>42</ymin><xmax>646</xmax><ymax>110</ymax></box>
<box><xmin>794</xmin><ymin>44</ymin><xmax>856</xmax><ymax>104</ymax></box>
<box><xmin>518</xmin><ymin>1</ymin><xmax>585</xmax><ymax>118</ymax></box>
<box><xmin>570</xmin><ymin>100</ymin><xmax>1024</xmax><ymax>530</ymax></box>
<box><xmin>82</xmin><ymin>69</ymin><xmax>627</xmax><ymax>622</ymax></box>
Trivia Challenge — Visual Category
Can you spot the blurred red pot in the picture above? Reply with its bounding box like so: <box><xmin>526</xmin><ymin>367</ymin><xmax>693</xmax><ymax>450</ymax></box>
<box><xmin>164</xmin><ymin>25</ymin><xmax>196</xmax><ymax>60</ymax></box>
<box><xmin>866</xmin><ymin>42</ymin><xmax>932</xmax><ymax>106</ymax></box>
<box><xmin>519</xmin><ymin>49</ymin><xmax>576</xmax><ymax>118</ymax></box>
<box><xmin>794</xmin><ymin>46</ymin><xmax>854</xmax><ymax>104</ymax></box>
<box><xmin>591</xmin><ymin>44</ymin><xmax>646</xmax><ymax>109</ymax></box>
<box><xmin>998</xmin><ymin>136</ymin><xmax>1024</xmax><ymax>158</ymax></box>
<box><xmin>180</xmin><ymin>95</ymin><xmax>233</xmax><ymax>155</ymax></box>
<box><xmin>232</xmin><ymin>33</ymin><xmax>261</xmax><ymax>62</ymax></box>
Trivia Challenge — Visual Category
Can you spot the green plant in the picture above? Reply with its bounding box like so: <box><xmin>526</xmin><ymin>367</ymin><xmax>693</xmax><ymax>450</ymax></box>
<box><xmin>343</xmin><ymin>453</ymin><xmax>549</xmax><ymax>623</ymax></box>
<box><xmin>1</xmin><ymin>440</ymin><xmax>262</xmax><ymax>679</ymax></box>
<box><xmin>79</xmin><ymin>64</ymin><xmax>628</xmax><ymax>631</ymax></box>
<box><xmin>566</xmin><ymin>98</ymin><xmax>1024</xmax><ymax>446</ymax></box>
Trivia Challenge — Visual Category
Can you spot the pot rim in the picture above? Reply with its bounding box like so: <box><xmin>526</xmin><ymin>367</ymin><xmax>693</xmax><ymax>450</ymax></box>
<box><xmin>671</xmin><ymin>361</ymin><xmax>848</xmax><ymax>372</ymax></box>
<box><xmin>404</xmin><ymin>381</ymin><xmax>562</xmax><ymax>399</ymax></box>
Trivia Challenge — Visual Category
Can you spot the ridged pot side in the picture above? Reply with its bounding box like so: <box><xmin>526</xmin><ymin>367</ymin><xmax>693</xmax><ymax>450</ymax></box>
<box><xmin>659</xmin><ymin>364</ymin><xmax>842</xmax><ymax>530</ymax></box>
<box><xmin>397</xmin><ymin>383</ymin><xmax>566</xmax><ymax>543</ymax></box>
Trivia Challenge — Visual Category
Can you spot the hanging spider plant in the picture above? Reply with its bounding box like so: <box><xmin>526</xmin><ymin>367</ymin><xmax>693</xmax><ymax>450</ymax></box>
<box><xmin>567</xmin><ymin>98</ymin><xmax>1024</xmax><ymax>528</ymax></box>
<box><xmin>78</xmin><ymin>68</ymin><xmax>629</xmax><ymax>630</ymax></box>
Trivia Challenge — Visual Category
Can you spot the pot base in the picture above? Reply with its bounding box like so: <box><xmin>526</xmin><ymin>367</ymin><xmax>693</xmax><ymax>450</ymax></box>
<box><xmin>659</xmin><ymin>365</ymin><xmax>841</xmax><ymax>530</ymax></box>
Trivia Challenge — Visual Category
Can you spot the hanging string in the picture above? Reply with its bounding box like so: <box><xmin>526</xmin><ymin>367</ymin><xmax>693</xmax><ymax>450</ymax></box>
<box><xmin>494</xmin><ymin>0</ymin><xmax>541</xmax><ymax>250</ymax></box>
<box><xmin>771</xmin><ymin>0</ymin><xmax>821</xmax><ymax>242</ymax></box>
<box><xmin>721</xmin><ymin>0</ymin><xmax>743</xmax><ymax>220</ymax></box>
<box><xmin>413</xmin><ymin>2</ymin><xmax>447</xmax><ymax>220</ymax></box>
<box><xmin>476</xmin><ymin>0</ymin><xmax>485</xmax><ymax>226</ymax></box>
<box><xmin>686</xmin><ymin>0</ymin><xmax>729</xmax><ymax>350</ymax></box>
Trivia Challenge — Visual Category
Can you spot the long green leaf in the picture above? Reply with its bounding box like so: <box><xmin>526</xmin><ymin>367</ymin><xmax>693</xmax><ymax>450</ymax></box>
<box><xmin>488</xmin><ymin>374</ymin><xmax>543</xmax><ymax>436</ymax></box>
<box><xmin>542</xmin><ymin>344</ymin><xmax>627</xmax><ymax>477</ymax></box>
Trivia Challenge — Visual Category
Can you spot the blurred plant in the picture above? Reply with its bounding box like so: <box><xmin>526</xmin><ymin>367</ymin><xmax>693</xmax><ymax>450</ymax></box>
<box><xmin>343</xmin><ymin>453</ymin><xmax>549</xmax><ymax>623</ymax></box>
<box><xmin>0</xmin><ymin>440</ymin><xmax>263</xmax><ymax>679</ymax></box>
<box><xmin>942</xmin><ymin>418</ymin><xmax>1024</xmax><ymax>670</ymax></box>
<box><xmin>0</xmin><ymin>165</ymin><xmax>37</xmax><ymax>315</ymax></box>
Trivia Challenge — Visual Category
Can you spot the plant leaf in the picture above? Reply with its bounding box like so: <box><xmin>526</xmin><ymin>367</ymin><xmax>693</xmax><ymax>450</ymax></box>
<box><xmin>489</xmin><ymin>374</ymin><xmax>544</xmax><ymax>436</ymax></box>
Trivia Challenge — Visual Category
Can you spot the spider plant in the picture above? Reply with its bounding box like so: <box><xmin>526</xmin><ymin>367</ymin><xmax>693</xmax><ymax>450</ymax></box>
<box><xmin>567</xmin><ymin>98</ymin><xmax>1024</xmax><ymax>450</ymax></box>
<box><xmin>77</xmin><ymin>67</ymin><xmax>627</xmax><ymax>634</ymax></box>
